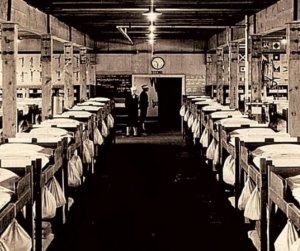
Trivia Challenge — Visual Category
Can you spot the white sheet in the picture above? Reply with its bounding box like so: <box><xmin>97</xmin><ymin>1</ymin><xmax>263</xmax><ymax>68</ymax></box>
<box><xmin>29</xmin><ymin>128</ymin><xmax>71</xmax><ymax>140</ymax></box>
<box><xmin>195</xmin><ymin>101</ymin><xmax>218</xmax><ymax>106</ymax></box>
<box><xmin>0</xmin><ymin>143</ymin><xmax>45</xmax><ymax>152</ymax></box>
<box><xmin>88</xmin><ymin>97</ymin><xmax>110</xmax><ymax>102</ymax></box>
<box><xmin>251</xmin><ymin>144</ymin><xmax>300</xmax><ymax>168</ymax></box>
<box><xmin>54</xmin><ymin>111</ymin><xmax>92</xmax><ymax>119</ymax></box>
<box><xmin>0</xmin><ymin>143</ymin><xmax>50</xmax><ymax>168</ymax></box>
<box><xmin>9</xmin><ymin>135</ymin><xmax>71</xmax><ymax>144</ymax></box>
<box><xmin>215</xmin><ymin>117</ymin><xmax>258</xmax><ymax>126</ymax></box>
<box><xmin>0</xmin><ymin>155</ymin><xmax>49</xmax><ymax>168</ymax></box>
<box><xmin>40</xmin><ymin>118</ymin><xmax>80</xmax><ymax>127</ymax></box>
<box><xmin>202</xmin><ymin>105</ymin><xmax>232</xmax><ymax>111</ymax></box>
<box><xmin>228</xmin><ymin>128</ymin><xmax>279</xmax><ymax>145</ymax></box>
<box><xmin>78</xmin><ymin>101</ymin><xmax>106</xmax><ymax>107</ymax></box>
<box><xmin>210</xmin><ymin>110</ymin><xmax>244</xmax><ymax>119</ymax></box>
<box><xmin>70</xmin><ymin>105</ymin><xmax>102</xmax><ymax>112</ymax></box>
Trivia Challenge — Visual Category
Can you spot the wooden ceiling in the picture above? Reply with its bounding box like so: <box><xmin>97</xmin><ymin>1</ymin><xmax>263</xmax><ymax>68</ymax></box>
<box><xmin>24</xmin><ymin>0</ymin><xmax>279</xmax><ymax>42</ymax></box>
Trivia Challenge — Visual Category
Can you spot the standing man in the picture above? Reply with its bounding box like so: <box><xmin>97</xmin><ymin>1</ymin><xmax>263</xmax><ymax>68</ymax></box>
<box><xmin>125</xmin><ymin>86</ymin><xmax>139</xmax><ymax>136</ymax></box>
<box><xmin>139</xmin><ymin>84</ymin><xmax>149</xmax><ymax>135</ymax></box>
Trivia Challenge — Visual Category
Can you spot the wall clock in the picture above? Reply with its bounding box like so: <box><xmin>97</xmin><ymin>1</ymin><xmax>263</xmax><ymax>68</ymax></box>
<box><xmin>151</xmin><ymin>57</ymin><xmax>165</xmax><ymax>70</ymax></box>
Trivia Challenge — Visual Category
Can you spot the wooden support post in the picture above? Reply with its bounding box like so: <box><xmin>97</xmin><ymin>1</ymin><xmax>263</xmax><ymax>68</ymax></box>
<box><xmin>89</xmin><ymin>53</ymin><xmax>97</xmax><ymax>97</ymax></box>
<box><xmin>216</xmin><ymin>48</ymin><xmax>224</xmax><ymax>103</ymax></box>
<box><xmin>287</xmin><ymin>22</ymin><xmax>300</xmax><ymax>136</ymax></box>
<box><xmin>41</xmin><ymin>34</ymin><xmax>53</xmax><ymax>120</ymax></box>
<box><xmin>206</xmin><ymin>54</ymin><xmax>212</xmax><ymax>97</ymax></box>
<box><xmin>1</xmin><ymin>23</ymin><xmax>18</xmax><ymax>138</ymax></box>
<box><xmin>80</xmin><ymin>47</ymin><xmax>87</xmax><ymax>102</ymax></box>
<box><xmin>250</xmin><ymin>35</ymin><xmax>262</xmax><ymax>102</ymax></box>
<box><xmin>221</xmin><ymin>53</ymin><xmax>229</xmax><ymax>105</ymax></box>
<box><xmin>229</xmin><ymin>42</ymin><xmax>239</xmax><ymax>109</ymax></box>
<box><xmin>64</xmin><ymin>42</ymin><xmax>74</xmax><ymax>109</ymax></box>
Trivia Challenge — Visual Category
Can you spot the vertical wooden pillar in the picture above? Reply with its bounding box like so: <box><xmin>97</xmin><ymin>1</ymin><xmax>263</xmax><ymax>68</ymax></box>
<box><xmin>222</xmin><ymin>52</ymin><xmax>229</xmax><ymax>105</ymax></box>
<box><xmin>216</xmin><ymin>48</ymin><xmax>223</xmax><ymax>103</ymax></box>
<box><xmin>250</xmin><ymin>35</ymin><xmax>262</xmax><ymax>102</ymax></box>
<box><xmin>244</xmin><ymin>15</ymin><xmax>250</xmax><ymax>108</ymax></box>
<box><xmin>1</xmin><ymin>23</ymin><xmax>18</xmax><ymax>138</ymax></box>
<box><xmin>287</xmin><ymin>22</ymin><xmax>300</xmax><ymax>136</ymax></box>
<box><xmin>89</xmin><ymin>53</ymin><xmax>97</xmax><ymax>97</ymax></box>
<box><xmin>229</xmin><ymin>42</ymin><xmax>239</xmax><ymax>109</ymax></box>
<box><xmin>41</xmin><ymin>34</ymin><xmax>53</xmax><ymax>120</ymax></box>
<box><xmin>64</xmin><ymin>42</ymin><xmax>74</xmax><ymax>109</ymax></box>
<box><xmin>206</xmin><ymin>54</ymin><xmax>212</xmax><ymax>97</ymax></box>
<box><xmin>79</xmin><ymin>47</ymin><xmax>87</xmax><ymax>102</ymax></box>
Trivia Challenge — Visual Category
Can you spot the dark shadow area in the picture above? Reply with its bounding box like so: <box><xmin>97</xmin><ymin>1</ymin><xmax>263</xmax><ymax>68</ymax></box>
<box><xmin>49</xmin><ymin>133</ymin><xmax>256</xmax><ymax>251</ymax></box>
<box><xmin>155</xmin><ymin>78</ymin><xmax>182</xmax><ymax>132</ymax></box>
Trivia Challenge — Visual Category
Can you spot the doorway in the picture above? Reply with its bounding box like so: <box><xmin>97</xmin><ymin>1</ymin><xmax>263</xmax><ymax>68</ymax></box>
<box><xmin>155</xmin><ymin>78</ymin><xmax>182</xmax><ymax>131</ymax></box>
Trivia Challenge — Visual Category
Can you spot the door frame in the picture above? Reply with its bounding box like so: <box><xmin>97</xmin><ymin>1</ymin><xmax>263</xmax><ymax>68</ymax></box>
<box><xmin>132</xmin><ymin>74</ymin><xmax>185</xmax><ymax>132</ymax></box>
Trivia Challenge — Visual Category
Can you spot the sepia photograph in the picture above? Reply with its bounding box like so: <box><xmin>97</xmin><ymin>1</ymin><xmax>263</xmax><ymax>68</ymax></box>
<box><xmin>0</xmin><ymin>0</ymin><xmax>297</xmax><ymax>250</ymax></box>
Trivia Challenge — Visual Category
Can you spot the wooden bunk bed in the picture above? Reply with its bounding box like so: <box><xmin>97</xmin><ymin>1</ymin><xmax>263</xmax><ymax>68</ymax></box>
<box><xmin>268</xmin><ymin>160</ymin><xmax>300</xmax><ymax>251</ymax></box>
<box><xmin>236</xmin><ymin>143</ymin><xmax>300</xmax><ymax>251</ymax></box>
<box><xmin>0</xmin><ymin>139</ymin><xmax>68</xmax><ymax>251</ymax></box>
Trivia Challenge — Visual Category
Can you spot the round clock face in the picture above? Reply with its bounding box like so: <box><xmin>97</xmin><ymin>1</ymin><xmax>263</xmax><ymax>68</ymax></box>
<box><xmin>151</xmin><ymin>57</ymin><xmax>165</xmax><ymax>70</ymax></box>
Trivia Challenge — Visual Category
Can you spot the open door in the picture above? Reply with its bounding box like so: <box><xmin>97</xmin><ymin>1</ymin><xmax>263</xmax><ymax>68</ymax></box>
<box><xmin>155</xmin><ymin>78</ymin><xmax>182</xmax><ymax>132</ymax></box>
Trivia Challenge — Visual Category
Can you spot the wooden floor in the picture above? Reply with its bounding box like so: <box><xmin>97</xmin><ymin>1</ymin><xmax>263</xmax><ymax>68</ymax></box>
<box><xmin>48</xmin><ymin>132</ymin><xmax>257</xmax><ymax>251</ymax></box>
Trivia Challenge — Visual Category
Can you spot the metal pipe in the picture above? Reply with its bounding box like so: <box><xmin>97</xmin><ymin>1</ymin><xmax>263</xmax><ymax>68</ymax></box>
<box><xmin>117</xmin><ymin>25</ymin><xmax>242</xmax><ymax>29</ymax></box>
<box><xmin>244</xmin><ymin>15</ymin><xmax>249</xmax><ymax>110</ymax></box>
<box><xmin>53</xmin><ymin>8</ymin><xmax>239</xmax><ymax>13</ymax></box>
<box><xmin>116</xmin><ymin>26</ymin><xmax>134</xmax><ymax>45</ymax></box>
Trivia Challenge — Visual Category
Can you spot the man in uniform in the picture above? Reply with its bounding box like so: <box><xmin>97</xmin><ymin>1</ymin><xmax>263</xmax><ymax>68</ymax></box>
<box><xmin>125</xmin><ymin>86</ymin><xmax>139</xmax><ymax>136</ymax></box>
<box><xmin>139</xmin><ymin>84</ymin><xmax>149</xmax><ymax>135</ymax></box>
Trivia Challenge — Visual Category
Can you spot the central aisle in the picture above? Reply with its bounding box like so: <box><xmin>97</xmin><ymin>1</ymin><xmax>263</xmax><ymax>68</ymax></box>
<box><xmin>49</xmin><ymin>132</ymin><xmax>256</xmax><ymax>251</ymax></box>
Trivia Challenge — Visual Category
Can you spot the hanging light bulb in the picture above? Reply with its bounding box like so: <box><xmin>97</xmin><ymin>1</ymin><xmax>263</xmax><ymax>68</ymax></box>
<box><xmin>148</xmin><ymin>38</ymin><xmax>155</xmax><ymax>45</ymax></box>
<box><xmin>149</xmin><ymin>23</ymin><xmax>156</xmax><ymax>32</ymax></box>
<box><xmin>148</xmin><ymin>32</ymin><xmax>155</xmax><ymax>39</ymax></box>
<box><xmin>143</xmin><ymin>0</ymin><xmax>161</xmax><ymax>22</ymax></box>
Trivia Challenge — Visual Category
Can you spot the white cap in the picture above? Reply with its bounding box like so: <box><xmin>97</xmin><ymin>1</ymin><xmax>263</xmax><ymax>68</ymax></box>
<box><xmin>131</xmin><ymin>86</ymin><xmax>137</xmax><ymax>91</ymax></box>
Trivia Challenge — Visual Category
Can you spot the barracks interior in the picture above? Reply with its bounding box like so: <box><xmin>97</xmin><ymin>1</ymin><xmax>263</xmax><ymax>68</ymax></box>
<box><xmin>1</xmin><ymin>0</ymin><xmax>300</xmax><ymax>250</ymax></box>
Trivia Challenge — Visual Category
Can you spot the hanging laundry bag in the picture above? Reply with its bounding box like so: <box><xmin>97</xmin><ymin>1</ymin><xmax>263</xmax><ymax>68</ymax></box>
<box><xmin>93</xmin><ymin>127</ymin><xmax>104</xmax><ymax>145</ymax></box>
<box><xmin>275</xmin><ymin>220</ymin><xmax>298</xmax><ymax>251</ymax></box>
<box><xmin>101</xmin><ymin>120</ymin><xmax>108</xmax><ymax>138</ymax></box>
<box><xmin>179</xmin><ymin>105</ymin><xmax>186</xmax><ymax>117</ymax></box>
<box><xmin>238</xmin><ymin>177</ymin><xmax>255</xmax><ymax>210</ymax></box>
<box><xmin>222</xmin><ymin>155</ymin><xmax>235</xmax><ymax>186</ymax></box>
<box><xmin>47</xmin><ymin>177</ymin><xmax>66</xmax><ymax>208</ymax></box>
<box><xmin>68</xmin><ymin>156</ymin><xmax>82</xmax><ymax>187</ymax></box>
<box><xmin>107</xmin><ymin>114</ymin><xmax>114</xmax><ymax>129</ymax></box>
<box><xmin>290</xmin><ymin>238</ymin><xmax>300</xmax><ymax>251</ymax></box>
<box><xmin>0</xmin><ymin>219</ymin><xmax>32</xmax><ymax>251</ymax></box>
<box><xmin>244</xmin><ymin>187</ymin><xmax>260</xmax><ymax>220</ymax></box>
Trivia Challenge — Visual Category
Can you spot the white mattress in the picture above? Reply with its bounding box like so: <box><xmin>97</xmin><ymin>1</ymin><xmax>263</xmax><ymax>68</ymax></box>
<box><xmin>29</xmin><ymin>127</ymin><xmax>71</xmax><ymax>138</ymax></box>
<box><xmin>230</xmin><ymin>135</ymin><xmax>298</xmax><ymax>146</ymax></box>
<box><xmin>0</xmin><ymin>143</ymin><xmax>45</xmax><ymax>152</ymax></box>
<box><xmin>195</xmin><ymin>101</ymin><xmax>218</xmax><ymax>106</ymax></box>
<box><xmin>229</xmin><ymin>128</ymin><xmax>279</xmax><ymax>145</ymax></box>
<box><xmin>78</xmin><ymin>101</ymin><xmax>106</xmax><ymax>107</ymax></box>
<box><xmin>10</xmin><ymin>134</ymin><xmax>71</xmax><ymax>144</ymax></box>
<box><xmin>210</xmin><ymin>110</ymin><xmax>244</xmax><ymax>119</ymax></box>
<box><xmin>191</xmin><ymin>98</ymin><xmax>210</xmax><ymax>102</ymax></box>
<box><xmin>70</xmin><ymin>105</ymin><xmax>102</xmax><ymax>112</ymax></box>
<box><xmin>202</xmin><ymin>105</ymin><xmax>232</xmax><ymax>111</ymax></box>
<box><xmin>0</xmin><ymin>143</ymin><xmax>50</xmax><ymax>168</ymax></box>
<box><xmin>252</xmin><ymin>144</ymin><xmax>300</xmax><ymax>168</ymax></box>
<box><xmin>215</xmin><ymin>117</ymin><xmax>258</xmax><ymax>126</ymax></box>
<box><xmin>88</xmin><ymin>97</ymin><xmax>110</xmax><ymax>102</ymax></box>
<box><xmin>54</xmin><ymin>111</ymin><xmax>92</xmax><ymax>119</ymax></box>
<box><xmin>0</xmin><ymin>155</ymin><xmax>49</xmax><ymax>168</ymax></box>
<box><xmin>40</xmin><ymin>118</ymin><xmax>80</xmax><ymax>128</ymax></box>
